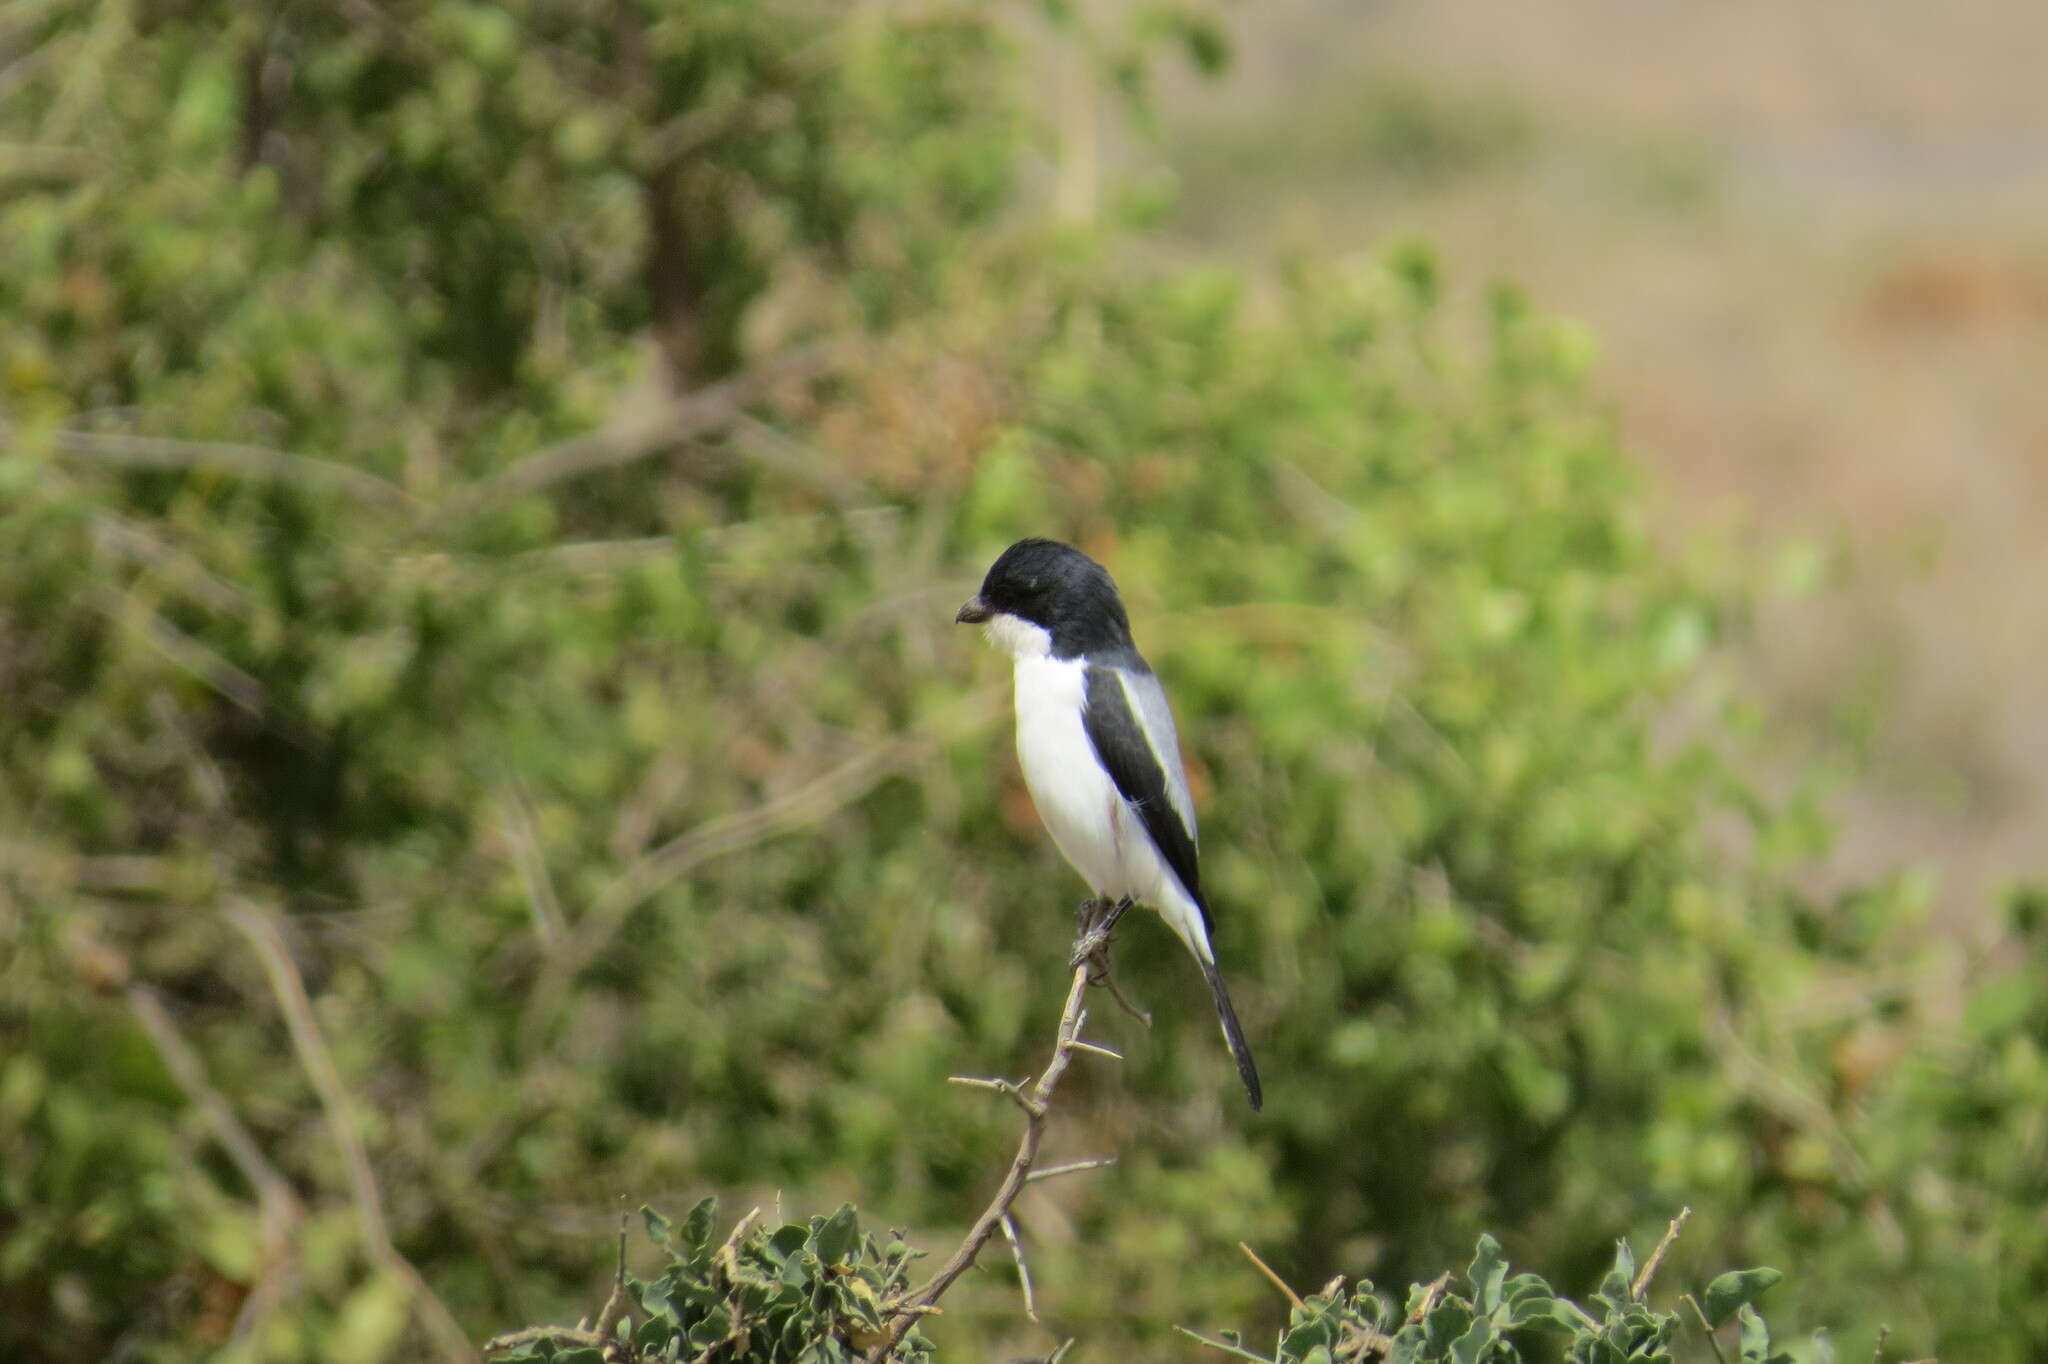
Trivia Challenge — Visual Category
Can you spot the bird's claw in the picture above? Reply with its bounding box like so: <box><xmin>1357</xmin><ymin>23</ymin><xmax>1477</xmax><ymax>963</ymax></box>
<box><xmin>1069</xmin><ymin>897</ymin><xmax>1131</xmax><ymax>977</ymax></box>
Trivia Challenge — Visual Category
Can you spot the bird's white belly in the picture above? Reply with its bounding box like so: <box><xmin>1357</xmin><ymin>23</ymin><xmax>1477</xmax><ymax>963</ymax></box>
<box><xmin>1012</xmin><ymin>655</ymin><xmax>1161</xmax><ymax>904</ymax></box>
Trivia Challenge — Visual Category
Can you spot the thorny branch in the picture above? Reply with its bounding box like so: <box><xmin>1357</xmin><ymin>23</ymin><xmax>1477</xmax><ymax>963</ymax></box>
<box><xmin>861</xmin><ymin>961</ymin><xmax>1114</xmax><ymax>1362</ymax></box>
<box><xmin>486</xmin><ymin>933</ymin><xmax>1122</xmax><ymax>1362</ymax></box>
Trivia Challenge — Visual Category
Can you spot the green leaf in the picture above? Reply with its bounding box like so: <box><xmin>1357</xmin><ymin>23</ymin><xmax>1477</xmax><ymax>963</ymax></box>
<box><xmin>1387</xmin><ymin>1324</ymin><xmax>1428</xmax><ymax>1364</ymax></box>
<box><xmin>1598</xmin><ymin>1240</ymin><xmax>1636</xmax><ymax>1304</ymax></box>
<box><xmin>1504</xmin><ymin>1294</ymin><xmax>1573</xmax><ymax>1335</ymax></box>
<box><xmin>1281</xmin><ymin>1314</ymin><xmax>1337</xmax><ymax>1357</ymax></box>
<box><xmin>1424</xmin><ymin>1299</ymin><xmax>1475</xmax><ymax>1353</ymax></box>
<box><xmin>1449</xmin><ymin>1315</ymin><xmax>1493</xmax><ymax>1364</ymax></box>
<box><xmin>1466</xmin><ymin>1234</ymin><xmax>1509</xmax><ymax>1315</ymax></box>
<box><xmin>556</xmin><ymin>1351</ymin><xmax>605</xmax><ymax>1364</ymax></box>
<box><xmin>1703</xmin><ymin>1267</ymin><xmax>1783</xmax><ymax>1328</ymax></box>
<box><xmin>682</xmin><ymin>1197</ymin><xmax>718</xmax><ymax>1254</ymax></box>
<box><xmin>635</xmin><ymin>1281</ymin><xmax>673</xmax><ymax>1322</ymax></box>
<box><xmin>812</xmin><ymin>1203</ymin><xmax>861</xmax><ymax>1266</ymax></box>
<box><xmin>1735</xmin><ymin>1304</ymin><xmax>1790</xmax><ymax>1364</ymax></box>
<box><xmin>686</xmin><ymin>1304</ymin><xmax>732</xmax><ymax>1349</ymax></box>
<box><xmin>766</xmin><ymin>1223</ymin><xmax>810</xmax><ymax>1263</ymax></box>
<box><xmin>640</xmin><ymin>1206</ymin><xmax>672</xmax><ymax>1249</ymax></box>
<box><xmin>1550</xmin><ymin>1299</ymin><xmax>1594</xmax><ymax>1336</ymax></box>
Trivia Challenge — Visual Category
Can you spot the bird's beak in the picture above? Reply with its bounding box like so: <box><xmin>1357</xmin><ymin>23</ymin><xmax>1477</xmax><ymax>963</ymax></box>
<box><xmin>955</xmin><ymin>596</ymin><xmax>991</xmax><ymax>625</ymax></box>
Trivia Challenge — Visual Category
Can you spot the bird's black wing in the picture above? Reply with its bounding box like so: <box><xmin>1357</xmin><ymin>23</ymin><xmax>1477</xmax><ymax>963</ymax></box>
<box><xmin>1081</xmin><ymin>655</ymin><xmax>1210</xmax><ymax>933</ymax></box>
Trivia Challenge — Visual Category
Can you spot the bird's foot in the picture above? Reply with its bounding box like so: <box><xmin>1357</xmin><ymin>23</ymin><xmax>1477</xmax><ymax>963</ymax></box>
<box><xmin>1069</xmin><ymin>896</ymin><xmax>1132</xmax><ymax>976</ymax></box>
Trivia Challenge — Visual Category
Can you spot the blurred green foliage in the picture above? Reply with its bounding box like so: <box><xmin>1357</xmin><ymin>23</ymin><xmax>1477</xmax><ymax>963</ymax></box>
<box><xmin>1</xmin><ymin>2</ymin><xmax>2044</xmax><ymax>1362</ymax></box>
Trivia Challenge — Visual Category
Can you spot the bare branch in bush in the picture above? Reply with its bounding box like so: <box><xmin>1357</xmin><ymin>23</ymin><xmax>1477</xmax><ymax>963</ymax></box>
<box><xmin>41</xmin><ymin>426</ymin><xmax>416</xmax><ymax>508</ymax></box>
<box><xmin>862</xmin><ymin>963</ymin><xmax>1110</xmax><ymax>1362</ymax></box>
<box><xmin>468</xmin><ymin>342</ymin><xmax>842</xmax><ymax>508</ymax></box>
<box><xmin>520</xmin><ymin>734</ymin><xmax>922</xmax><ymax>1050</ymax></box>
<box><xmin>226</xmin><ymin>903</ymin><xmax>473</xmax><ymax>1364</ymax></box>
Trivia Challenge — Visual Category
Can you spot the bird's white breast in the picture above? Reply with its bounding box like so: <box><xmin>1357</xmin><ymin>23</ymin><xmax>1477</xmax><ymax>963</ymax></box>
<box><xmin>1012</xmin><ymin>655</ymin><xmax>1144</xmax><ymax>903</ymax></box>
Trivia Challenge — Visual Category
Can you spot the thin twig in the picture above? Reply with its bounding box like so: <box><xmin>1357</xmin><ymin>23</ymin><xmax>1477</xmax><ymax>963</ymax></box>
<box><xmin>124</xmin><ymin>979</ymin><xmax>305</xmax><ymax>1228</ymax></box>
<box><xmin>999</xmin><ymin>1213</ymin><xmax>1037</xmax><ymax>1321</ymax></box>
<box><xmin>521</xmin><ymin>736</ymin><xmax>920</xmax><ymax>1052</ymax></box>
<box><xmin>714</xmin><ymin>1207</ymin><xmax>763</xmax><ymax>1282</ymax></box>
<box><xmin>1870</xmin><ymin>1325</ymin><xmax>1889</xmax><ymax>1363</ymax></box>
<box><xmin>498</xmin><ymin>782</ymin><xmax>567</xmax><ymax>949</ymax></box>
<box><xmin>1238</xmin><ymin>1242</ymin><xmax>1304</xmax><ymax>1312</ymax></box>
<box><xmin>864</xmin><ymin>965</ymin><xmax>1108</xmax><ymax>1362</ymax></box>
<box><xmin>1096</xmin><ymin>968</ymin><xmax>1153</xmax><ymax>1028</ymax></box>
<box><xmin>1682</xmin><ymin>1294</ymin><xmax>1731</xmax><ymax>1364</ymax></box>
<box><xmin>1172</xmin><ymin>1324</ymin><xmax>1277</xmax><ymax>1363</ymax></box>
<box><xmin>90</xmin><ymin>511</ymin><xmax>254</xmax><ymax>618</ymax></box>
<box><xmin>122</xmin><ymin>972</ymin><xmax>307</xmax><ymax>1343</ymax></box>
<box><xmin>225</xmin><ymin>903</ymin><xmax>473</xmax><ymax>1364</ymax></box>
<box><xmin>1069</xmin><ymin>1039</ymin><xmax>1123</xmax><ymax>1061</ymax></box>
<box><xmin>45</xmin><ymin>427</ymin><xmax>414</xmax><ymax>508</ymax></box>
<box><xmin>467</xmin><ymin>342</ymin><xmax>841</xmax><ymax>508</ymax></box>
<box><xmin>1631</xmin><ymin>1206</ymin><xmax>1691</xmax><ymax>1300</ymax></box>
<box><xmin>484</xmin><ymin>1324</ymin><xmax>608</xmax><ymax>1356</ymax></box>
<box><xmin>588</xmin><ymin>1210</ymin><xmax>631</xmax><ymax>1345</ymax></box>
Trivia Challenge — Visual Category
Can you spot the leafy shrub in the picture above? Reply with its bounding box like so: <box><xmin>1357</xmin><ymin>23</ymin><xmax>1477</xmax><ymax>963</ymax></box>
<box><xmin>492</xmin><ymin>1206</ymin><xmax>1795</xmax><ymax>1364</ymax></box>
<box><xmin>0</xmin><ymin>3</ymin><xmax>2037</xmax><ymax>1363</ymax></box>
<box><xmin>489</xmin><ymin>1201</ymin><xmax>932</xmax><ymax>1364</ymax></box>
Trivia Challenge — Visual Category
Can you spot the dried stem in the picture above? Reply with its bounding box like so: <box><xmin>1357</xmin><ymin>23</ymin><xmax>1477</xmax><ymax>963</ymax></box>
<box><xmin>1408</xmin><ymin>1272</ymin><xmax>1452</xmax><ymax>1324</ymax></box>
<box><xmin>1238</xmin><ymin>1242</ymin><xmax>1305</xmax><ymax>1312</ymax></box>
<box><xmin>1631</xmin><ymin>1206</ymin><xmax>1691</xmax><ymax>1300</ymax></box>
<box><xmin>591</xmin><ymin>1211</ymin><xmax>631</xmax><ymax>1344</ymax></box>
<box><xmin>862</xmin><ymin>964</ymin><xmax>1105</xmax><ymax>1362</ymax></box>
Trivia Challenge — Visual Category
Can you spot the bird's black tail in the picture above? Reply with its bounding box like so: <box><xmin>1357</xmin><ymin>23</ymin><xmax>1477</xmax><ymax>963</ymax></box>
<box><xmin>1198</xmin><ymin>955</ymin><xmax>1263</xmax><ymax>1111</ymax></box>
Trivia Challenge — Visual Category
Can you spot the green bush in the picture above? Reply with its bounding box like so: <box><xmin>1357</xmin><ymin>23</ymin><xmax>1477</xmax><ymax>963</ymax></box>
<box><xmin>1</xmin><ymin>4</ymin><xmax>2039</xmax><ymax>1363</ymax></box>
<box><xmin>493</xmin><ymin>1202</ymin><xmax>1794</xmax><ymax>1364</ymax></box>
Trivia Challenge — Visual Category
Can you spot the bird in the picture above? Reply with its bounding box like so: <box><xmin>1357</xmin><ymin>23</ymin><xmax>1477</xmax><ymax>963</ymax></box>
<box><xmin>956</xmin><ymin>537</ymin><xmax>1262</xmax><ymax>1111</ymax></box>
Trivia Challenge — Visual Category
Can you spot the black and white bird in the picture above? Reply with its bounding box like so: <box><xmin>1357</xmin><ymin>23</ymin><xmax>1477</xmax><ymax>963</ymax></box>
<box><xmin>956</xmin><ymin>538</ymin><xmax>1262</xmax><ymax>1111</ymax></box>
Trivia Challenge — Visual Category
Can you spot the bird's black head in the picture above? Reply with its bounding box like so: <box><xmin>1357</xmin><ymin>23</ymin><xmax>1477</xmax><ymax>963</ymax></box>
<box><xmin>955</xmin><ymin>537</ymin><xmax>1134</xmax><ymax>659</ymax></box>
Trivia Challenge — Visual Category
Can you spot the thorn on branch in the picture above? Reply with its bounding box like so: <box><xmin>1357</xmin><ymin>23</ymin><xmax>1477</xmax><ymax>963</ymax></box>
<box><xmin>1024</xmin><ymin>1157</ymin><xmax>1117</xmax><ymax>1184</ymax></box>
<box><xmin>946</xmin><ymin>1074</ymin><xmax>1042</xmax><ymax>1117</ymax></box>
<box><xmin>1000</xmin><ymin>1213</ymin><xmax>1037</xmax><ymax>1322</ymax></box>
